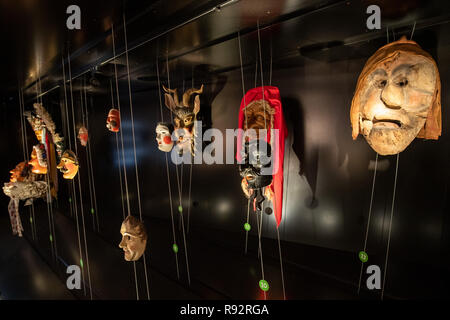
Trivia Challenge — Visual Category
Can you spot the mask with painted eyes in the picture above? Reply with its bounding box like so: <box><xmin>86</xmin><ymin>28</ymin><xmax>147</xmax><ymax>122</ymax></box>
<box><xmin>119</xmin><ymin>215</ymin><xmax>147</xmax><ymax>261</ymax></box>
<box><xmin>78</xmin><ymin>126</ymin><xmax>88</xmax><ymax>146</ymax></box>
<box><xmin>163</xmin><ymin>85</ymin><xmax>203</xmax><ymax>131</ymax></box>
<box><xmin>106</xmin><ymin>109</ymin><xmax>121</xmax><ymax>132</ymax></box>
<box><xmin>239</xmin><ymin>139</ymin><xmax>273</xmax><ymax>190</ymax></box>
<box><xmin>351</xmin><ymin>36</ymin><xmax>441</xmax><ymax>155</ymax></box>
<box><xmin>56</xmin><ymin>150</ymin><xmax>79</xmax><ymax>180</ymax></box>
<box><xmin>155</xmin><ymin>122</ymin><xmax>174</xmax><ymax>152</ymax></box>
<box><xmin>28</xmin><ymin>145</ymin><xmax>47</xmax><ymax>175</ymax></box>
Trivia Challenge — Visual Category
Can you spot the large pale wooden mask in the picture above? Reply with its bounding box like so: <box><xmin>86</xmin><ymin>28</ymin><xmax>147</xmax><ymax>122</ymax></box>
<box><xmin>350</xmin><ymin>36</ymin><xmax>441</xmax><ymax>155</ymax></box>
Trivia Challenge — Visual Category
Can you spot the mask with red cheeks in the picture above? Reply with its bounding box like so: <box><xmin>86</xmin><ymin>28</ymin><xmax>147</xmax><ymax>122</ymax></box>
<box><xmin>106</xmin><ymin>109</ymin><xmax>121</xmax><ymax>132</ymax></box>
<box><xmin>155</xmin><ymin>122</ymin><xmax>174</xmax><ymax>152</ymax></box>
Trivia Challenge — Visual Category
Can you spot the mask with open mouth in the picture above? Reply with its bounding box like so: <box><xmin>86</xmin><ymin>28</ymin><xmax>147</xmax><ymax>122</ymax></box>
<box><xmin>350</xmin><ymin>36</ymin><xmax>441</xmax><ymax>155</ymax></box>
<box><xmin>56</xmin><ymin>150</ymin><xmax>79</xmax><ymax>179</ymax></box>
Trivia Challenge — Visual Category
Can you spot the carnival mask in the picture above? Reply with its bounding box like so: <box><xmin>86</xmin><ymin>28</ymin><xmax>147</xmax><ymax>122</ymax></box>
<box><xmin>28</xmin><ymin>145</ymin><xmax>47</xmax><ymax>175</ymax></box>
<box><xmin>155</xmin><ymin>122</ymin><xmax>174</xmax><ymax>152</ymax></box>
<box><xmin>78</xmin><ymin>126</ymin><xmax>88</xmax><ymax>146</ymax></box>
<box><xmin>119</xmin><ymin>215</ymin><xmax>148</xmax><ymax>261</ymax></box>
<box><xmin>239</xmin><ymin>139</ymin><xmax>273</xmax><ymax>190</ymax></box>
<box><xmin>9</xmin><ymin>162</ymin><xmax>30</xmax><ymax>183</ymax></box>
<box><xmin>106</xmin><ymin>109</ymin><xmax>121</xmax><ymax>132</ymax></box>
<box><xmin>163</xmin><ymin>85</ymin><xmax>203</xmax><ymax>131</ymax></box>
<box><xmin>57</xmin><ymin>150</ymin><xmax>79</xmax><ymax>180</ymax></box>
<box><xmin>243</xmin><ymin>99</ymin><xmax>275</xmax><ymax>140</ymax></box>
<box><xmin>351</xmin><ymin>36</ymin><xmax>441</xmax><ymax>155</ymax></box>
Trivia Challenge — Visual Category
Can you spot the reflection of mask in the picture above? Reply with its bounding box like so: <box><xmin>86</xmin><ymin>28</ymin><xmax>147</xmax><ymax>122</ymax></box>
<box><xmin>119</xmin><ymin>216</ymin><xmax>147</xmax><ymax>261</ymax></box>
<box><xmin>10</xmin><ymin>162</ymin><xmax>30</xmax><ymax>182</ymax></box>
<box><xmin>155</xmin><ymin>122</ymin><xmax>174</xmax><ymax>152</ymax></box>
<box><xmin>29</xmin><ymin>145</ymin><xmax>47</xmax><ymax>175</ymax></box>
<box><xmin>351</xmin><ymin>36</ymin><xmax>441</xmax><ymax>155</ymax></box>
<box><xmin>106</xmin><ymin>109</ymin><xmax>121</xmax><ymax>132</ymax></box>
<box><xmin>78</xmin><ymin>127</ymin><xmax>88</xmax><ymax>146</ymax></box>
<box><xmin>57</xmin><ymin>150</ymin><xmax>79</xmax><ymax>180</ymax></box>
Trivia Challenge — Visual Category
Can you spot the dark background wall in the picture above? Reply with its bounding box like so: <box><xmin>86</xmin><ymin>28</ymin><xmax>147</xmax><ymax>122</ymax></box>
<box><xmin>1</xmin><ymin>0</ymin><xmax>449</xmax><ymax>300</ymax></box>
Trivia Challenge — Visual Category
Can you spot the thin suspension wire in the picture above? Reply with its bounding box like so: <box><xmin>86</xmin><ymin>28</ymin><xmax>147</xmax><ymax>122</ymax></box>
<box><xmin>187</xmin><ymin>162</ymin><xmax>193</xmax><ymax>234</ymax></box>
<box><xmin>123</xmin><ymin>14</ymin><xmax>151</xmax><ymax>300</ymax></box>
<box><xmin>63</xmin><ymin>53</ymin><xmax>85</xmax><ymax>295</ymax></box>
<box><xmin>358</xmin><ymin>153</ymin><xmax>379</xmax><ymax>294</ymax></box>
<box><xmin>257</xmin><ymin>204</ymin><xmax>266</xmax><ymax>300</ymax></box>
<box><xmin>410</xmin><ymin>21</ymin><xmax>417</xmax><ymax>40</ymax></box>
<box><xmin>244</xmin><ymin>199</ymin><xmax>250</xmax><ymax>254</ymax></box>
<box><xmin>111</xmin><ymin>21</ymin><xmax>140</xmax><ymax>301</ymax></box>
<box><xmin>111</xmin><ymin>79</ymin><xmax>126</xmax><ymax>220</ymax></box>
<box><xmin>68</xmin><ymin>51</ymin><xmax>93</xmax><ymax>300</ymax></box>
<box><xmin>381</xmin><ymin>153</ymin><xmax>400</xmax><ymax>300</ymax></box>
<box><xmin>85</xmin><ymin>84</ymin><xmax>100</xmax><ymax>232</ymax></box>
<box><xmin>276</xmin><ymin>225</ymin><xmax>286</xmax><ymax>300</ymax></box>
<box><xmin>165</xmin><ymin>37</ymin><xmax>191</xmax><ymax>286</ymax></box>
<box><xmin>156</xmin><ymin>55</ymin><xmax>180</xmax><ymax>279</ymax></box>
<box><xmin>79</xmin><ymin>81</ymin><xmax>95</xmax><ymax>231</ymax></box>
<box><xmin>36</xmin><ymin>59</ymin><xmax>56</xmax><ymax>261</ymax></box>
<box><xmin>257</xmin><ymin>19</ymin><xmax>267</xmax><ymax>131</ymax></box>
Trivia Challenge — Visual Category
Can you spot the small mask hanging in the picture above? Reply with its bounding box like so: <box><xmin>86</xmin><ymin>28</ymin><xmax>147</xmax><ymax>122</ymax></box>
<box><xmin>155</xmin><ymin>122</ymin><xmax>174</xmax><ymax>152</ymax></box>
<box><xmin>163</xmin><ymin>85</ymin><xmax>203</xmax><ymax>155</ymax></box>
<box><xmin>9</xmin><ymin>161</ymin><xmax>31</xmax><ymax>183</ymax></box>
<box><xmin>119</xmin><ymin>215</ymin><xmax>148</xmax><ymax>261</ymax></box>
<box><xmin>350</xmin><ymin>36</ymin><xmax>441</xmax><ymax>155</ymax></box>
<box><xmin>106</xmin><ymin>108</ymin><xmax>121</xmax><ymax>132</ymax></box>
<box><xmin>236</xmin><ymin>86</ymin><xmax>288</xmax><ymax>227</ymax></box>
<box><xmin>57</xmin><ymin>150</ymin><xmax>79</xmax><ymax>180</ymax></box>
<box><xmin>78</xmin><ymin>126</ymin><xmax>88</xmax><ymax>147</ymax></box>
<box><xmin>29</xmin><ymin>144</ymin><xmax>48</xmax><ymax>175</ymax></box>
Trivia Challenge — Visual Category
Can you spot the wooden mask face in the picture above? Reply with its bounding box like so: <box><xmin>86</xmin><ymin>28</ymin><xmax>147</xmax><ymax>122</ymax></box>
<box><xmin>163</xmin><ymin>85</ymin><xmax>203</xmax><ymax>131</ymax></box>
<box><xmin>29</xmin><ymin>145</ymin><xmax>48</xmax><ymax>175</ymax></box>
<box><xmin>351</xmin><ymin>37</ymin><xmax>441</xmax><ymax>155</ymax></box>
<box><xmin>57</xmin><ymin>150</ymin><xmax>79</xmax><ymax>180</ymax></box>
<box><xmin>106</xmin><ymin>109</ymin><xmax>121</xmax><ymax>132</ymax></box>
<box><xmin>78</xmin><ymin>127</ymin><xmax>88</xmax><ymax>146</ymax></box>
<box><xmin>119</xmin><ymin>216</ymin><xmax>147</xmax><ymax>261</ymax></box>
<box><xmin>155</xmin><ymin>122</ymin><xmax>174</xmax><ymax>152</ymax></box>
<box><xmin>9</xmin><ymin>162</ymin><xmax>29</xmax><ymax>182</ymax></box>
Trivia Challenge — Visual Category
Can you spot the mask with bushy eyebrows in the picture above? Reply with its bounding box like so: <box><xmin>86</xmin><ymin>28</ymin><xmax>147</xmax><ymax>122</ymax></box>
<box><xmin>350</xmin><ymin>36</ymin><xmax>441</xmax><ymax>155</ymax></box>
<box><xmin>163</xmin><ymin>85</ymin><xmax>203</xmax><ymax>131</ymax></box>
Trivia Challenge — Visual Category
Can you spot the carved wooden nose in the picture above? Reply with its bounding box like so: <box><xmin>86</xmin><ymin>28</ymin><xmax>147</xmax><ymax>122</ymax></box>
<box><xmin>381</xmin><ymin>83</ymin><xmax>403</xmax><ymax>110</ymax></box>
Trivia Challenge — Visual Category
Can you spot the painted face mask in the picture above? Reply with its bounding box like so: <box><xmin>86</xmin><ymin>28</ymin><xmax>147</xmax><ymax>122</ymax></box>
<box><xmin>106</xmin><ymin>109</ymin><xmax>121</xmax><ymax>132</ymax></box>
<box><xmin>29</xmin><ymin>145</ymin><xmax>48</xmax><ymax>175</ymax></box>
<box><xmin>350</xmin><ymin>36</ymin><xmax>441</xmax><ymax>155</ymax></box>
<box><xmin>78</xmin><ymin>126</ymin><xmax>88</xmax><ymax>146</ymax></box>
<box><xmin>10</xmin><ymin>162</ymin><xmax>30</xmax><ymax>183</ymax></box>
<box><xmin>57</xmin><ymin>150</ymin><xmax>79</xmax><ymax>180</ymax></box>
<box><xmin>163</xmin><ymin>85</ymin><xmax>203</xmax><ymax>131</ymax></box>
<box><xmin>119</xmin><ymin>215</ymin><xmax>148</xmax><ymax>261</ymax></box>
<box><xmin>155</xmin><ymin>122</ymin><xmax>174</xmax><ymax>152</ymax></box>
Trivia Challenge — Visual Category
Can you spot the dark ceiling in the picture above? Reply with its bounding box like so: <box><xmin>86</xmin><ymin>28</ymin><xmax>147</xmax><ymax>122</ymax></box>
<box><xmin>1</xmin><ymin>0</ymin><xmax>449</xmax><ymax>102</ymax></box>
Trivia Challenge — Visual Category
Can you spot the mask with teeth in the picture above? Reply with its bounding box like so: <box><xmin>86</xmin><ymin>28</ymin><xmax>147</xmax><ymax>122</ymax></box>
<box><xmin>350</xmin><ymin>36</ymin><xmax>441</xmax><ymax>155</ymax></box>
<box><xmin>56</xmin><ymin>150</ymin><xmax>79</xmax><ymax>180</ymax></box>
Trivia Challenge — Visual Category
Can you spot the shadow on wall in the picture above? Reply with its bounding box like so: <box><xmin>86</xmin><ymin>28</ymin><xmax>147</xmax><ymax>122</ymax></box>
<box><xmin>282</xmin><ymin>96</ymin><xmax>319</xmax><ymax>209</ymax></box>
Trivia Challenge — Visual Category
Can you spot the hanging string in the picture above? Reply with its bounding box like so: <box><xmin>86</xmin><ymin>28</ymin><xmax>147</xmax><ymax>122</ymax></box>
<box><xmin>386</xmin><ymin>26</ymin><xmax>389</xmax><ymax>44</ymax></box>
<box><xmin>257</xmin><ymin>19</ymin><xmax>267</xmax><ymax>131</ymax></box>
<box><xmin>36</xmin><ymin>58</ymin><xmax>57</xmax><ymax>262</ymax></box>
<box><xmin>156</xmin><ymin>55</ymin><xmax>180</xmax><ymax>279</ymax></box>
<box><xmin>68</xmin><ymin>50</ymin><xmax>93</xmax><ymax>300</ymax></box>
<box><xmin>257</xmin><ymin>203</ymin><xmax>267</xmax><ymax>300</ymax></box>
<box><xmin>237</xmin><ymin>30</ymin><xmax>252</xmax><ymax>253</ymax></box>
<box><xmin>186</xmin><ymin>162</ymin><xmax>193</xmax><ymax>234</ymax></box>
<box><xmin>111</xmin><ymin>22</ymin><xmax>140</xmax><ymax>301</ymax></box>
<box><xmin>269</xmin><ymin>29</ymin><xmax>273</xmax><ymax>87</ymax></box>
<box><xmin>358</xmin><ymin>153</ymin><xmax>379</xmax><ymax>294</ymax></box>
<box><xmin>381</xmin><ymin>153</ymin><xmax>400</xmax><ymax>300</ymax></box>
<box><xmin>18</xmin><ymin>87</ymin><xmax>36</xmax><ymax>240</ymax></box>
<box><xmin>123</xmin><ymin>13</ymin><xmax>151</xmax><ymax>300</ymax></box>
<box><xmin>410</xmin><ymin>21</ymin><xmax>416</xmax><ymax>40</ymax></box>
<box><xmin>84</xmin><ymin>81</ymin><xmax>100</xmax><ymax>232</ymax></box>
<box><xmin>165</xmin><ymin>38</ymin><xmax>191</xmax><ymax>286</ymax></box>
